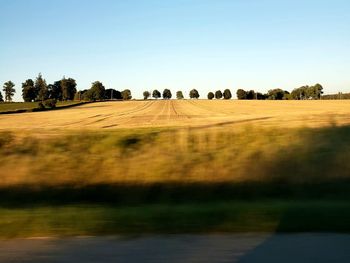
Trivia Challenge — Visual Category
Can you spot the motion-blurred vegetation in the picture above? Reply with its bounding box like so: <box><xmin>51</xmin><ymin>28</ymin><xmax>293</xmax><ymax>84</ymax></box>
<box><xmin>1</xmin><ymin>124</ymin><xmax>350</xmax><ymax>236</ymax></box>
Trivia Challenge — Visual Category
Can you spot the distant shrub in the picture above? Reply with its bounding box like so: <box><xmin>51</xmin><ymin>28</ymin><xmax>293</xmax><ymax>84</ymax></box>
<box><xmin>207</xmin><ymin>92</ymin><xmax>214</xmax><ymax>100</ymax></box>
<box><xmin>44</xmin><ymin>99</ymin><xmax>57</xmax><ymax>109</ymax></box>
<box><xmin>38</xmin><ymin>101</ymin><xmax>45</xmax><ymax>109</ymax></box>
<box><xmin>215</xmin><ymin>90</ymin><xmax>223</xmax><ymax>99</ymax></box>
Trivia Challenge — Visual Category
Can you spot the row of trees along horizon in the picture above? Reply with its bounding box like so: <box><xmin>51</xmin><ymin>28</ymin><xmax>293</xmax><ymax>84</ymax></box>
<box><xmin>0</xmin><ymin>74</ymin><xmax>348</xmax><ymax>105</ymax></box>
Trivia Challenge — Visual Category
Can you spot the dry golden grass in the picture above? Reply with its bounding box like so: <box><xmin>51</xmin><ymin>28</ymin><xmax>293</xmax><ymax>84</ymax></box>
<box><xmin>1</xmin><ymin>100</ymin><xmax>350</xmax><ymax>187</ymax></box>
<box><xmin>1</xmin><ymin>100</ymin><xmax>350</xmax><ymax>133</ymax></box>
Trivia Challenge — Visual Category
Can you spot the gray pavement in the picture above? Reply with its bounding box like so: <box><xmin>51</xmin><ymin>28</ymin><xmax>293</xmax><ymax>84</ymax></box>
<box><xmin>0</xmin><ymin>234</ymin><xmax>350</xmax><ymax>262</ymax></box>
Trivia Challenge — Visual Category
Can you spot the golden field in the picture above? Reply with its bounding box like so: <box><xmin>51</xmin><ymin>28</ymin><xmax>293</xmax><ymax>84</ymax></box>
<box><xmin>1</xmin><ymin>100</ymin><xmax>350</xmax><ymax>133</ymax></box>
<box><xmin>1</xmin><ymin>100</ymin><xmax>350</xmax><ymax>187</ymax></box>
<box><xmin>1</xmin><ymin>100</ymin><xmax>350</xmax><ymax>236</ymax></box>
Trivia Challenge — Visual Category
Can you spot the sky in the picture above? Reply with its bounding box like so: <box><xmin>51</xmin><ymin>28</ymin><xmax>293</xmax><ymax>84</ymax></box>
<box><xmin>1</xmin><ymin>0</ymin><xmax>350</xmax><ymax>101</ymax></box>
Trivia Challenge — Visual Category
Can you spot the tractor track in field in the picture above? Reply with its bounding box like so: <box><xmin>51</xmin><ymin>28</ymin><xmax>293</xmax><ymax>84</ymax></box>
<box><xmin>3</xmin><ymin>100</ymin><xmax>350</xmax><ymax>131</ymax></box>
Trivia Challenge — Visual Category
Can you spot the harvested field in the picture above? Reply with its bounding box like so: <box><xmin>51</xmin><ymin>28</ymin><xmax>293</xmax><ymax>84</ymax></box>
<box><xmin>1</xmin><ymin>100</ymin><xmax>350</xmax><ymax>236</ymax></box>
<box><xmin>1</xmin><ymin>100</ymin><xmax>350</xmax><ymax>132</ymax></box>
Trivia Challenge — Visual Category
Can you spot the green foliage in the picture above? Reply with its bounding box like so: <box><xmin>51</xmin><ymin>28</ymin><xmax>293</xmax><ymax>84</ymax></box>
<box><xmin>143</xmin><ymin>91</ymin><xmax>151</xmax><ymax>100</ymax></box>
<box><xmin>215</xmin><ymin>90</ymin><xmax>222</xmax><ymax>99</ymax></box>
<box><xmin>162</xmin><ymin>89</ymin><xmax>172</xmax><ymax>99</ymax></box>
<box><xmin>176</xmin><ymin>91</ymin><xmax>184</xmax><ymax>99</ymax></box>
<box><xmin>51</xmin><ymin>81</ymin><xmax>63</xmax><ymax>100</ymax></box>
<box><xmin>22</xmin><ymin>79</ymin><xmax>36</xmax><ymax>102</ymax></box>
<box><xmin>0</xmin><ymin>91</ymin><xmax>3</xmax><ymax>102</ymax></box>
<box><xmin>35</xmin><ymin>73</ymin><xmax>48</xmax><ymax>101</ymax></box>
<box><xmin>2</xmin><ymin>81</ymin><xmax>16</xmax><ymax>102</ymax></box>
<box><xmin>85</xmin><ymin>81</ymin><xmax>106</xmax><ymax>101</ymax></box>
<box><xmin>207</xmin><ymin>92</ymin><xmax>214</xmax><ymax>100</ymax></box>
<box><xmin>236</xmin><ymin>89</ymin><xmax>247</xmax><ymax>99</ymax></box>
<box><xmin>121</xmin><ymin>89</ymin><xmax>132</xmax><ymax>100</ymax></box>
<box><xmin>267</xmin><ymin>89</ymin><xmax>286</xmax><ymax>100</ymax></box>
<box><xmin>104</xmin><ymin>89</ymin><xmax>122</xmax><ymax>100</ymax></box>
<box><xmin>291</xmin><ymin>84</ymin><xmax>323</xmax><ymax>100</ymax></box>
<box><xmin>152</xmin><ymin>90</ymin><xmax>161</xmax><ymax>99</ymax></box>
<box><xmin>61</xmin><ymin>77</ymin><xmax>77</xmax><ymax>101</ymax></box>
<box><xmin>246</xmin><ymin>90</ymin><xmax>255</xmax><ymax>100</ymax></box>
<box><xmin>223</xmin><ymin>89</ymin><xmax>232</xmax><ymax>99</ymax></box>
<box><xmin>189</xmin><ymin>89</ymin><xmax>200</xmax><ymax>99</ymax></box>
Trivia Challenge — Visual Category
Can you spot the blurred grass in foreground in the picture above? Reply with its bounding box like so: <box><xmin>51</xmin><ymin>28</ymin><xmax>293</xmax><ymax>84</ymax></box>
<box><xmin>1</xmin><ymin>124</ymin><xmax>350</xmax><ymax>185</ymax></box>
<box><xmin>1</xmin><ymin>201</ymin><xmax>350</xmax><ymax>238</ymax></box>
<box><xmin>1</xmin><ymin>124</ymin><xmax>350</xmax><ymax>236</ymax></box>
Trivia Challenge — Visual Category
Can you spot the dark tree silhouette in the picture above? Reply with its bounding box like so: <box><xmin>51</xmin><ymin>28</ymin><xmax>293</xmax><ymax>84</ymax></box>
<box><xmin>152</xmin><ymin>90</ymin><xmax>161</xmax><ymax>99</ymax></box>
<box><xmin>143</xmin><ymin>91</ymin><xmax>151</xmax><ymax>100</ymax></box>
<box><xmin>85</xmin><ymin>81</ymin><xmax>105</xmax><ymax>101</ymax></box>
<box><xmin>215</xmin><ymin>90</ymin><xmax>222</xmax><ymax>99</ymax></box>
<box><xmin>207</xmin><ymin>92</ymin><xmax>214</xmax><ymax>100</ymax></box>
<box><xmin>223</xmin><ymin>89</ymin><xmax>232</xmax><ymax>99</ymax></box>
<box><xmin>189</xmin><ymin>89</ymin><xmax>200</xmax><ymax>99</ymax></box>
<box><xmin>2</xmin><ymin>81</ymin><xmax>16</xmax><ymax>102</ymax></box>
<box><xmin>176</xmin><ymin>91</ymin><xmax>184</xmax><ymax>99</ymax></box>
<box><xmin>22</xmin><ymin>79</ymin><xmax>36</xmax><ymax>102</ymax></box>
<box><xmin>121</xmin><ymin>89</ymin><xmax>132</xmax><ymax>100</ymax></box>
<box><xmin>162</xmin><ymin>89</ymin><xmax>172</xmax><ymax>99</ymax></box>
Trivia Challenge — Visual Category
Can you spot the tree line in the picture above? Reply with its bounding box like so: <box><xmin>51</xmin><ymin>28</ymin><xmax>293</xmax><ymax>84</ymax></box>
<box><xmin>0</xmin><ymin>74</ymin><xmax>133</xmax><ymax>107</ymax></box>
<box><xmin>0</xmin><ymin>78</ymin><xmax>340</xmax><ymax>103</ymax></box>
<box><xmin>236</xmin><ymin>84</ymin><xmax>324</xmax><ymax>100</ymax></box>
<box><xmin>142</xmin><ymin>89</ymin><xmax>200</xmax><ymax>100</ymax></box>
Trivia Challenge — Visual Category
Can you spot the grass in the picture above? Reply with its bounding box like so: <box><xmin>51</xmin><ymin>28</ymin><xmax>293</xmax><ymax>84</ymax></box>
<box><xmin>0</xmin><ymin>101</ymin><xmax>81</xmax><ymax>113</ymax></box>
<box><xmin>1</xmin><ymin>201</ymin><xmax>350</xmax><ymax>238</ymax></box>
<box><xmin>1</xmin><ymin>123</ymin><xmax>350</xmax><ymax>236</ymax></box>
<box><xmin>1</xmin><ymin>124</ymin><xmax>350</xmax><ymax>186</ymax></box>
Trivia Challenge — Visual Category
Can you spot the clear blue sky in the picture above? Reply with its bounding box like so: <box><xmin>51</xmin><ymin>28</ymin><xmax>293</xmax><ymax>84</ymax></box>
<box><xmin>1</xmin><ymin>0</ymin><xmax>350</xmax><ymax>101</ymax></box>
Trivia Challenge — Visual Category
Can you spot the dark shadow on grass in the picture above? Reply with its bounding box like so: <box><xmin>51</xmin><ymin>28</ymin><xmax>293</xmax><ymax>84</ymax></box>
<box><xmin>1</xmin><ymin>180</ymin><xmax>350</xmax><ymax>207</ymax></box>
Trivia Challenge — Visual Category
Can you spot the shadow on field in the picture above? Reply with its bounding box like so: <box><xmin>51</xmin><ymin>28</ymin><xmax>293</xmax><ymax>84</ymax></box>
<box><xmin>1</xmin><ymin>180</ymin><xmax>350</xmax><ymax>207</ymax></box>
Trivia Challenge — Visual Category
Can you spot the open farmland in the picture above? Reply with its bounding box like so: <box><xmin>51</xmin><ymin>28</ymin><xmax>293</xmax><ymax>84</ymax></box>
<box><xmin>1</xmin><ymin>100</ymin><xmax>350</xmax><ymax>237</ymax></box>
<box><xmin>1</xmin><ymin>100</ymin><xmax>350</xmax><ymax>132</ymax></box>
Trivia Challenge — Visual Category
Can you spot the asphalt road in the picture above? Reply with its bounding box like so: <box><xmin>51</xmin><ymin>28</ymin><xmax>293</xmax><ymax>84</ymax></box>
<box><xmin>1</xmin><ymin>234</ymin><xmax>350</xmax><ymax>263</ymax></box>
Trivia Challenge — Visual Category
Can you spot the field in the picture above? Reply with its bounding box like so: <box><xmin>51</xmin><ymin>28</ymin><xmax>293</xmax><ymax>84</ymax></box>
<box><xmin>1</xmin><ymin>100</ymin><xmax>350</xmax><ymax>131</ymax></box>
<box><xmin>0</xmin><ymin>101</ymin><xmax>82</xmax><ymax>113</ymax></box>
<box><xmin>1</xmin><ymin>100</ymin><xmax>350</xmax><ymax>237</ymax></box>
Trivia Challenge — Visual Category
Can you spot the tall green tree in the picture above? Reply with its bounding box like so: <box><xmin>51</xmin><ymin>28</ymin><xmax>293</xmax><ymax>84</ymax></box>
<box><xmin>85</xmin><ymin>81</ymin><xmax>105</xmax><ymax>101</ymax></box>
<box><xmin>246</xmin><ymin>90</ymin><xmax>256</xmax><ymax>100</ymax></box>
<box><xmin>35</xmin><ymin>73</ymin><xmax>48</xmax><ymax>101</ymax></box>
<box><xmin>104</xmin><ymin>89</ymin><xmax>121</xmax><ymax>100</ymax></box>
<box><xmin>48</xmin><ymin>80</ymin><xmax>63</xmax><ymax>100</ymax></box>
<box><xmin>313</xmin><ymin>84</ymin><xmax>323</xmax><ymax>99</ymax></box>
<box><xmin>176</xmin><ymin>91</ymin><xmax>184</xmax><ymax>99</ymax></box>
<box><xmin>223</xmin><ymin>89</ymin><xmax>232</xmax><ymax>99</ymax></box>
<box><xmin>215</xmin><ymin>90</ymin><xmax>222</xmax><ymax>99</ymax></box>
<box><xmin>291</xmin><ymin>84</ymin><xmax>323</xmax><ymax>100</ymax></box>
<box><xmin>2</xmin><ymin>81</ymin><xmax>16</xmax><ymax>102</ymax></box>
<box><xmin>152</xmin><ymin>90</ymin><xmax>161</xmax><ymax>99</ymax></box>
<box><xmin>22</xmin><ymin>79</ymin><xmax>36</xmax><ymax>102</ymax></box>
<box><xmin>236</xmin><ymin>89</ymin><xmax>247</xmax><ymax>100</ymax></box>
<box><xmin>267</xmin><ymin>89</ymin><xmax>285</xmax><ymax>100</ymax></box>
<box><xmin>121</xmin><ymin>89</ymin><xmax>132</xmax><ymax>100</ymax></box>
<box><xmin>143</xmin><ymin>91</ymin><xmax>151</xmax><ymax>100</ymax></box>
<box><xmin>0</xmin><ymin>91</ymin><xmax>3</xmax><ymax>102</ymax></box>
<box><xmin>207</xmin><ymin>92</ymin><xmax>214</xmax><ymax>100</ymax></box>
<box><xmin>60</xmin><ymin>77</ymin><xmax>77</xmax><ymax>100</ymax></box>
<box><xmin>162</xmin><ymin>89</ymin><xmax>172</xmax><ymax>99</ymax></box>
<box><xmin>189</xmin><ymin>89</ymin><xmax>200</xmax><ymax>99</ymax></box>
